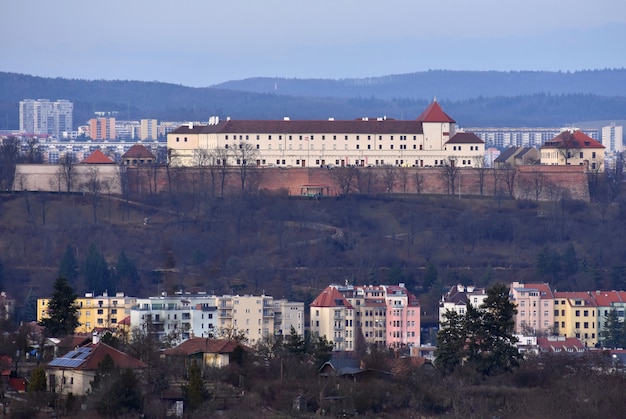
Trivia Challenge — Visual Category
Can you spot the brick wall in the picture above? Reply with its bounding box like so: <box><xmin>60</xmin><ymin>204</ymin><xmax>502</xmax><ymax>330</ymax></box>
<box><xmin>125</xmin><ymin>165</ymin><xmax>590</xmax><ymax>202</ymax></box>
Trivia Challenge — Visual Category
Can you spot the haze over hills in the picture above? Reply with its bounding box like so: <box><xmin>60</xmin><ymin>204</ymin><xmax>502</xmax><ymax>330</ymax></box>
<box><xmin>0</xmin><ymin>70</ymin><xmax>625</xmax><ymax>129</ymax></box>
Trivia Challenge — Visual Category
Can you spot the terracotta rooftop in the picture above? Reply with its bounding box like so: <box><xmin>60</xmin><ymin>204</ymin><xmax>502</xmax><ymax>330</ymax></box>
<box><xmin>82</xmin><ymin>149</ymin><xmax>115</xmax><ymax>164</ymax></box>
<box><xmin>542</xmin><ymin>130</ymin><xmax>605</xmax><ymax>149</ymax></box>
<box><xmin>163</xmin><ymin>338</ymin><xmax>242</xmax><ymax>356</ymax></box>
<box><xmin>537</xmin><ymin>336</ymin><xmax>586</xmax><ymax>352</ymax></box>
<box><xmin>311</xmin><ymin>286</ymin><xmax>354</xmax><ymax>309</ymax></box>
<box><xmin>47</xmin><ymin>342</ymin><xmax>147</xmax><ymax>371</ymax></box>
<box><xmin>415</xmin><ymin>100</ymin><xmax>456</xmax><ymax>123</ymax></box>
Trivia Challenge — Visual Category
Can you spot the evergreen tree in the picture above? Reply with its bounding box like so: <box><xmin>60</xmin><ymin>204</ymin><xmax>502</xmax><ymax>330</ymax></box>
<box><xmin>83</xmin><ymin>244</ymin><xmax>111</xmax><ymax>294</ymax></box>
<box><xmin>434</xmin><ymin>310</ymin><xmax>466</xmax><ymax>373</ymax></box>
<box><xmin>39</xmin><ymin>277</ymin><xmax>79</xmax><ymax>337</ymax></box>
<box><xmin>435</xmin><ymin>283</ymin><xmax>520</xmax><ymax>376</ymax></box>
<box><xmin>423</xmin><ymin>261</ymin><xmax>438</xmax><ymax>291</ymax></box>
<box><xmin>601</xmin><ymin>309</ymin><xmax>623</xmax><ymax>348</ymax></box>
<box><xmin>182</xmin><ymin>360</ymin><xmax>208</xmax><ymax>411</ymax></box>
<box><xmin>58</xmin><ymin>244</ymin><xmax>78</xmax><ymax>285</ymax></box>
<box><xmin>20</xmin><ymin>288</ymin><xmax>37</xmax><ymax>322</ymax></box>
<box><xmin>285</xmin><ymin>326</ymin><xmax>305</xmax><ymax>356</ymax></box>
<box><xmin>91</xmin><ymin>354</ymin><xmax>142</xmax><ymax>417</ymax></box>
<box><xmin>28</xmin><ymin>366</ymin><xmax>46</xmax><ymax>392</ymax></box>
<box><xmin>115</xmin><ymin>250</ymin><xmax>140</xmax><ymax>295</ymax></box>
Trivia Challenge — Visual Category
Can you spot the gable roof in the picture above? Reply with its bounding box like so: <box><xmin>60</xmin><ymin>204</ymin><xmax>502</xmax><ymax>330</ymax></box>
<box><xmin>416</xmin><ymin>100</ymin><xmax>456</xmax><ymax>123</ymax></box>
<box><xmin>445</xmin><ymin>132</ymin><xmax>484</xmax><ymax>144</ymax></box>
<box><xmin>542</xmin><ymin>130</ymin><xmax>605</xmax><ymax>149</ymax></box>
<box><xmin>163</xmin><ymin>338</ymin><xmax>242</xmax><ymax>356</ymax></box>
<box><xmin>82</xmin><ymin>149</ymin><xmax>115</xmax><ymax>164</ymax></box>
<box><xmin>122</xmin><ymin>144</ymin><xmax>155</xmax><ymax>159</ymax></box>
<box><xmin>311</xmin><ymin>286</ymin><xmax>354</xmax><ymax>309</ymax></box>
<box><xmin>537</xmin><ymin>336</ymin><xmax>586</xmax><ymax>352</ymax></box>
<box><xmin>46</xmin><ymin>342</ymin><xmax>147</xmax><ymax>371</ymax></box>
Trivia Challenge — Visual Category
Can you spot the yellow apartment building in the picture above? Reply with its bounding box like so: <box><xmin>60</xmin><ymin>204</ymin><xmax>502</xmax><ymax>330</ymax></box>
<box><xmin>553</xmin><ymin>292</ymin><xmax>598</xmax><ymax>347</ymax></box>
<box><xmin>38</xmin><ymin>292</ymin><xmax>136</xmax><ymax>334</ymax></box>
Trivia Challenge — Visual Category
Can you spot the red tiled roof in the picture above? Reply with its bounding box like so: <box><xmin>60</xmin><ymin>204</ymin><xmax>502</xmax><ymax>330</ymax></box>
<box><xmin>311</xmin><ymin>286</ymin><xmax>354</xmax><ymax>309</ymax></box>
<box><xmin>82</xmin><ymin>149</ymin><xmax>114</xmax><ymax>164</ymax></box>
<box><xmin>415</xmin><ymin>101</ymin><xmax>456</xmax><ymax>123</ymax></box>
<box><xmin>554</xmin><ymin>291</ymin><xmax>598</xmax><ymax>306</ymax></box>
<box><xmin>542</xmin><ymin>130</ymin><xmax>605</xmax><ymax>149</ymax></box>
<box><xmin>537</xmin><ymin>337</ymin><xmax>586</xmax><ymax>352</ymax></box>
<box><xmin>446</xmin><ymin>132</ymin><xmax>484</xmax><ymax>144</ymax></box>
<box><xmin>122</xmin><ymin>144</ymin><xmax>155</xmax><ymax>159</ymax></box>
<box><xmin>589</xmin><ymin>290</ymin><xmax>626</xmax><ymax>307</ymax></box>
<box><xmin>163</xmin><ymin>338</ymin><xmax>242</xmax><ymax>356</ymax></box>
<box><xmin>514</xmin><ymin>283</ymin><xmax>555</xmax><ymax>299</ymax></box>
<box><xmin>118</xmin><ymin>316</ymin><xmax>131</xmax><ymax>326</ymax></box>
<box><xmin>47</xmin><ymin>342</ymin><xmax>147</xmax><ymax>371</ymax></box>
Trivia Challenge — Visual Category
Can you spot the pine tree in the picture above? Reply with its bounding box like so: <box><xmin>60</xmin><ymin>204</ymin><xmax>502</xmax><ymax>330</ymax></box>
<box><xmin>183</xmin><ymin>360</ymin><xmax>208</xmax><ymax>411</ymax></box>
<box><xmin>39</xmin><ymin>277</ymin><xmax>79</xmax><ymax>337</ymax></box>
<box><xmin>434</xmin><ymin>310</ymin><xmax>466</xmax><ymax>373</ymax></box>
<box><xmin>83</xmin><ymin>244</ymin><xmax>111</xmax><ymax>294</ymax></box>
<box><xmin>28</xmin><ymin>366</ymin><xmax>47</xmax><ymax>392</ymax></box>
<box><xmin>601</xmin><ymin>309</ymin><xmax>622</xmax><ymax>348</ymax></box>
<box><xmin>115</xmin><ymin>250</ymin><xmax>140</xmax><ymax>295</ymax></box>
<box><xmin>58</xmin><ymin>244</ymin><xmax>78</xmax><ymax>285</ymax></box>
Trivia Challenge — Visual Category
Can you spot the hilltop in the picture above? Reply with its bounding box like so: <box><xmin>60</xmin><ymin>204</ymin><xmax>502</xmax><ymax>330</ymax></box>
<box><xmin>1</xmin><ymin>70</ymin><xmax>626</xmax><ymax>128</ymax></box>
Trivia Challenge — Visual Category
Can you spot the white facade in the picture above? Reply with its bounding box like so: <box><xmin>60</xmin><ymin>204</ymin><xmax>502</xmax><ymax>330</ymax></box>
<box><xmin>130</xmin><ymin>292</ymin><xmax>303</xmax><ymax>345</ymax></box>
<box><xmin>602</xmin><ymin>124</ymin><xmax>624</xmax><ymax>153</ymax></box>
<box><xmin>19</xmin><ymin>99</ymin><xmax>73</xmax><ymax>139</ymax></box>
<box><xmin>438</xmin><ymin>284</ymin><xmax>488</xmax><ymax>323</ymax></box>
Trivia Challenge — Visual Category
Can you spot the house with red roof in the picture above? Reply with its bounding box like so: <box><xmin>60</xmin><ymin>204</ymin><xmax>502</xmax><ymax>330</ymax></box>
<box><xmin>163</xmin><ymin>338</ymin><xmax>245</xmax><ymax>369</ymax></box>
<box><xmin>540</xmin><ymin>129</ymin><xmax>605</xmax><ymax>171</ymax></box>
<box><xmin>81</xmin><ymin>149</ymin><xmax>115</xmax><ymax>164</ymax></box>
<box><xmin>537</xmin><ymin>336</ymin><xmax>586</xmax><ymax>353</ymax></box>
<box><xmin>510</xmin><ymin>282</ymin><xmax>555</xmax><ymax>336</ymax></box>
<box><xmin>45</xmin><ymin>333</ymin><xmax>146</xmax><ymax>395</ymax></box>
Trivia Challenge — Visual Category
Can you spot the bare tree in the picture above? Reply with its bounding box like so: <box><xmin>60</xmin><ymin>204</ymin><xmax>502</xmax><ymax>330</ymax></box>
<box><xmin>587</xmin><ymin>160</ymin><xmax>604</xmax><ymax>202</ymax></box>
<box><xmin>381</xmin><ymin>165</ymin><xmax>397</xmax><ymax>193</ymax></box>
<box><xmin>553</xmin><ymin>132</ymin><xmax>582</xmax><ymax>165</ymax></box>
<box><xmin>501</xmin><ymin>165</ymin><xmax>516</xmax><ymax>198</ymax></box>
<box><xmin>360</xmin><ymin>168</ymin><xmax>379</xmax><ymax>194</ymax></box>
<box><xmin>606</xmin><ymin>156</ymin><xmax>624</xmax><ymax>202</ymax></box>
<box><xmin>0</xmin><ymin>136</ymin><xmax>20</xmax><ymax>190</ymax></box>
<box><xmin>531</xmin><ymin>169</ymin><xmax>546</xmax><ymax>201</ymax></box>
<box><xmin>232</xmin><ymin>141</ymin><xmax>258</xmax><ymax>193</ymax></box>
<box><xmin>491</xmin><ymin>166</ymin><xmax>503</xmax><ymax>198</ymax></box>
<box><xmin>398</xmin><ymin>168</ymin><xmax>409</xmax><ymax>193</ymax></box>
<box><xmin>439</xmin><ymin>159</ymin><xmax>459</xmax><ymax>195</ymax></box>
<box><xmin>215</xmin><ymin>148</ymin><xmax>231</xmax><ymax>197</ymax></box>
<box><xmin>330</xmin><ymin>166</ymin><xmax>359</xmax><ymax>195</ymax></box>
<box><xmin>83</xmin><ymin>167</ymin><xmax>103</xmax><ymax>225</ymax></box>
<box><xmin>474</xmin><ymin>157</ymin><xmax>488</xmax><ymax>196</ymax></box>
<box><xmin>414</xmin><ymin>170</ymin><xmax>425</xmax><ymax>194</ymax></box>
<box><xmin>59</xmin><ymin>153</ymin><xmax>77</xmax><ymax>192</ymax></box>
<box><xmin>24</xmin><ymin>137</ymin><xmax>43</xmax><ymax>163</ymax></box>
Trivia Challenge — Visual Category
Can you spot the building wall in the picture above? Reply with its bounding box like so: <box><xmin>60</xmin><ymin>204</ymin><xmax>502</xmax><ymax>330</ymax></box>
<box><xmin>554</xmin><ymin>295</ymin><xmax>598</xmax><ymax>347</ymax></box>
<box><xmin>13</xmin><ymin>163</ymin><xmax>123</xmax><ymax>194</ymax></box>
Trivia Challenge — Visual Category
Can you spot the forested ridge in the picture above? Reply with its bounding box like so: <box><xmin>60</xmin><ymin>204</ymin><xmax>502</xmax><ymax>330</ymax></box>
<box><xmin>1</xmin><ymin>70</ymin><xmax>625</xmax><ymax>129</ymax></box>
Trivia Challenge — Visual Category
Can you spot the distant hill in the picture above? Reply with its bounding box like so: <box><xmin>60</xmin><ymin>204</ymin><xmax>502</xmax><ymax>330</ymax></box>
<box><xmin>1</xmin><ymin>70</ymin><xmax>625</xmax><ymax>129</ymax></box>
<box><xmin>212</xmin><ymin>69</ymin><xmax>626</xmax><ymax>101</ymax></box>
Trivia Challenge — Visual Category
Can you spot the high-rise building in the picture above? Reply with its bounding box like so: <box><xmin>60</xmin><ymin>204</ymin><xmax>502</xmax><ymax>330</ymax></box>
<box><xmin>19</xmin><ymin>99</ymin><xmax>73</xmax><ymax>138</ymax></box>
<box><xmin>602</xmin><ymin>123</ymin><xmax>624</xmax><ymax>153</ymax></box>
<box><xmin>89</xmin><ymin>118</ymin><xmax>116</xmax><ymax>140</ymax></box>
<box><xmin>140</xmin><ymin>119</ymin><xmax>158</xmax><ymax>141</ymax></box>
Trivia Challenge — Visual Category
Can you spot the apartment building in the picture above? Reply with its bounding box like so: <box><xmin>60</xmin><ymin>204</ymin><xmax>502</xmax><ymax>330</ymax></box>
<box><xmin>129</xmin><ymin>292</ymin><xmax>303</xmax><ymax>345</ymax></box>
<box><xmin>166</xmin><ymin>101</ymin><xmax>485</xmax><ymax>169</ymax></box>
<box><xmin>553</xmin><ymin>292</ymin><xmax>599</xmax><ymax>347</ymax></box>
<box><xmin>140</xmin><ymin>119</ymin><xmax>158</xmax><ymax>141</ymax></box>
<box><xmin>38</xmin><ymin>292</ymin><xmax>136</xmax><ymax>334</ymax></box>
<box><xmin>591</xmin><ymin>290</ymin><xmax>626</xmax><ymax>346</ymax></box>
<box><xmin>509</xmin><ymin>282</ymin><xmax>555</xmax><ymax>336</ymax></box>
<box><xmin>310</xmin><ymin>283</ymin><xmax>420</xmax><ymax>352</ymax></box>
<box><xmin>19</xmin><ymin>99</ymin><xmax>73</xmax><ymax>138</ymax></box>
<box><xmin>89</xmin><ymin>117</ymin><xmax>117</xmax><ymax>140</ymax></box>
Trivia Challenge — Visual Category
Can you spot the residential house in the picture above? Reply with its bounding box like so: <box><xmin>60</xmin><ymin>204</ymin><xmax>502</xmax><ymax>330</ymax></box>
<box><xmin>540</xmin><ymin>130</ymin><xmax>605</xmax><ymax>171</ymax></box>
<box><xmin>45</xmin><ymin>333</ymin><xmax>146</xmax><ymax>396</ymax></box>
<box><xmin>537</xmin><ymin>336</ymin><xmax>586</xmax><ymax>353</ymax></box>
<box><xmin>438</xmin><ymin>284</ymin><xmax>487</xmax><ymax>323</ymax></box>
<box><xmin>163</xmin><ymin>338</ymin><xmax>245</xmax><ymax>369</ymax></box>
<box><xmin>591</xmin><ymin>290</ymin><xmax>626</xmax><ymax>347</ymax></box>
<box><xmin>493</xmin><ymin>146</ymin><xmax>540</xmax><ymax>168</ymax></box>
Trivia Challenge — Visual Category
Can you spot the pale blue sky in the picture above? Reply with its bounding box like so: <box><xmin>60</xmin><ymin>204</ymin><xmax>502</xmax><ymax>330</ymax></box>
<box><xmin>1</xmin><ymin>0</ymin><xmax>625</xmax><ymax>87</ymax></box>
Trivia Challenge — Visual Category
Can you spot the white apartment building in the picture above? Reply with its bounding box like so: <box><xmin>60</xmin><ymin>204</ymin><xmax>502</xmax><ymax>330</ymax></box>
<box><xmin>129</xmin><ymin>292</ymin><xmax>303</xmax><ymax>345</ymax></box>
<box><xmin>166</xmin><ymin>101</ymin><xmax>485</xmax><ymax>169</ymax></box>
<box><xmin>602</xmin><ymin>123</ymin><xmax>624</xmax><ymax>153</ymax></box>
<box><xmin>19</xmin><ymin>99</ymin><xmax>73</xmax><ymax>139</ymax></box>
<box><xmin>310</xmin><ymin>283</ymin><xmax>420</xmax><ymax>352</ymax></box>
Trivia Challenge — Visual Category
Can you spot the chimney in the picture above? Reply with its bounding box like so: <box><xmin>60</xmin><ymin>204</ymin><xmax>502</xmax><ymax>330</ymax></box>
<box><xmin>92</xmin><ymin>330</ymin><xmax>100</xmax><ymax>345</ymax></box>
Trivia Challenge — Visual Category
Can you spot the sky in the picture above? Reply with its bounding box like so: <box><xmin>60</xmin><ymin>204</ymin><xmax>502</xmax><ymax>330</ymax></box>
<box><xmin>1</xmin><ymin>0</ymin><xmax>625</xmax><ymax>87</ymax></box>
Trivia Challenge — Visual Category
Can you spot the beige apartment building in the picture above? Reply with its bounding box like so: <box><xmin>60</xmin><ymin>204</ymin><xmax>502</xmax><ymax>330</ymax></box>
<box><xmin>509</xmin><ymin>282</ymin><xmax>555</xmax><ymax>336</ymax></box>
<box><xmin>166</xmin><ymin>101</ymin><xmax>485</xmax><ymax>169</ymax></box>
